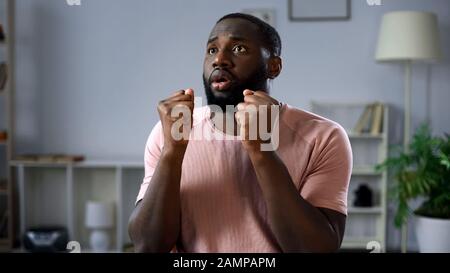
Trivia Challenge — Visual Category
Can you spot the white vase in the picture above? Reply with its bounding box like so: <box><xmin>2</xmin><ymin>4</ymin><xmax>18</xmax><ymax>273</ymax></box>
<box><xmin>414</xmin><ymin>215</ymin><xmax>450</xmax><ymax>253</ymax></box>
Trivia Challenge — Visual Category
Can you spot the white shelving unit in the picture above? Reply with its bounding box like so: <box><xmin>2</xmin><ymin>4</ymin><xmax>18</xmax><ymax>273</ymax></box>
<box><xmin>0</xmin><ymin>0</ymin><xmax>14</xmax><ymax>252</ymax></box>
<box><xmin>10</xmin><ymin>160</ymin><xmax>144</xmax><ymax>252</ymax></box>
<box><xmin>311</xmin><ymin>101</ymin><xmax>389</xmax><ymax>252</ymax></box>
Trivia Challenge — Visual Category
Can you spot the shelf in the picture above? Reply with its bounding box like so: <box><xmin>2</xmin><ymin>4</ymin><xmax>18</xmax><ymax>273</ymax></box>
<box><xmin>77</xmin><ymin>248</ymin><xmax>121</xmax><ymax>253</ymax></box>
<box><xmin>348</xmin><ymin>207</ymin><xmax>383</xmax><ymax>214</ymax></box>
<box><xmin>341</xmin><ymin>237</ymin><xmax>381</xmax><ymax>249</ymax></box>
<box><xmin>75</xmin><ymin>160</ymin><xmax>143</xmax><ymax>168</ymax></box>
<box><xmin>352</xmin><ymin>166</ymin><xmax>381</xmax><ymax>176</ymax></box>
<box><xmin>15</xmin><ymin>161</ymin><xmax>144</xmax><ymax>252</ymax></box>
<box><xmin>0</xmin><ymin>0</ymin><xmax>16</xmax><ymax>253</ymax></box>
<box><xmin>10</xmin><ymin>160</ymin><xmax>70</xmax><ymax>168</ymax></box>
<box><xmin>311</xmin><ymin>101</ymin><xmax>382</xmax><ymax>107</ymax></box>
<box><xmin>10</xmin><ymin>159</ymin><xmax>144</xmax><ymax>169</ymax></box>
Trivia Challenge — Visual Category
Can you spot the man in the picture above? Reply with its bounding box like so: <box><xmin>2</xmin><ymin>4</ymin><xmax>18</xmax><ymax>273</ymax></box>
<box><xmin>128</xmin><ymin>13</ymin><xmax>352</xmax><ymax>253</ymax></box>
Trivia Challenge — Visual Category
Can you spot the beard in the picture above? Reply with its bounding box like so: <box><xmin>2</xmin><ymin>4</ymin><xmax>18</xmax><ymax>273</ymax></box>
<box><xmin>203</xmin><ymin>66</ymin><xmax>268</xmax><ymax>112</ymax></box>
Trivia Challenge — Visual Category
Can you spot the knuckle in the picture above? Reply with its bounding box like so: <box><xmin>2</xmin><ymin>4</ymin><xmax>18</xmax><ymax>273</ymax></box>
<box><xmin>158</xmin><ymin>100</ymin><xmax>168</xmax><ymax>108</ymax></box>
<box><xmin>163</xmin><ymin>109</ymin><xmax>171</xmax><ymax>116</ymax></box>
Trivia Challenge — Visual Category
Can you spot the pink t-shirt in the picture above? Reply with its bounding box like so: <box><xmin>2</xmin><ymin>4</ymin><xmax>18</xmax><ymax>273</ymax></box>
<box><xmin>136</xmin><ymin>104</ymin><xmax>352</xmax><ymax>252</ymax></box>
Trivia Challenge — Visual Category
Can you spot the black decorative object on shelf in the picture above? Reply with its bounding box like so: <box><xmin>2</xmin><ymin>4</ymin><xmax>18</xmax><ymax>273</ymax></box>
<box><xmin>353</xmin><ymin>184</ymin><xmax>373</xmax><ymax>207</ymax></box>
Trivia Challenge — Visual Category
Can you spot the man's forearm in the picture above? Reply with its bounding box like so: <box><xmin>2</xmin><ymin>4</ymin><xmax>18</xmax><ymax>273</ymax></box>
<box><xmin>247</xmin><ymin>150</ymin><xmax>339</xmax><ymax>252</ymax></box>
<box><xmin>129</xmin><ymin>148</ymin><xmax>185</xmax><ymax>252</ymax></box>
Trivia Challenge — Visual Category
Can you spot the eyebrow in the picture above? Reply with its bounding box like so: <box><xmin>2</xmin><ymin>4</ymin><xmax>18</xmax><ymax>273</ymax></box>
<box><xmin>207</xmin><ymin>35</ymin><xmax>249</xmax><ymax>44</ymax></box>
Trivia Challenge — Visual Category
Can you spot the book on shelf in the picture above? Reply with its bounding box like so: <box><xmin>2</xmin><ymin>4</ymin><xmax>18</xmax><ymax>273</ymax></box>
<box><xmin>370</xmin><ymin>103</ymin><xmax>384</xmax><ymax>136</ymax></box>
<box><xmin>0</xmin><ymin>23</ymin><xmax>5</xmax><ymax>42</ymax></box>
<box><xmin>353</xmin><ymin>103</ymin><xmax>374</xmax><ymax>134</ymax></box>
<box><xmin>0</xmin><ymin>131</ymin><xmax>7</xmax><ymax>142</ymax></box>
<box><xmin>0</xmin><ymin>211</ymin><xmax>7</xmax><ymax>238</ymax></box>
<box><xmin>14</xmin><ymin>154</ymin><xmax>85</xmax><ymax>163</ymax></box>
<box><xmin>0</xmin><ymin>62</ymin><xmax>7</xmax><ymax>91</ymax></box>
<box><xmin>0</xmin><ymin>179</ymin><xmax>6</xmax><ymax>192</ymax></box>
<box><xmin>352</xmin><ymin>102</ymin><xmax>384</xmax><ymax>135</ymax></box>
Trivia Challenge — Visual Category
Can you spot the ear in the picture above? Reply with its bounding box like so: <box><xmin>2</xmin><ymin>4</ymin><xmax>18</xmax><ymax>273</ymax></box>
<box><xmin>267</xmin><ymin>56</ymin><xmax>282</xmax><ymax>79</ymax></box>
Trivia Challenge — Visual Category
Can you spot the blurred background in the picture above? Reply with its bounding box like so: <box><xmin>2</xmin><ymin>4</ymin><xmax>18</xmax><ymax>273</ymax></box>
<box><xmin>0</xmin><ymin>0</ymin><xmax>449</xmax><ymax>253</ymax></box>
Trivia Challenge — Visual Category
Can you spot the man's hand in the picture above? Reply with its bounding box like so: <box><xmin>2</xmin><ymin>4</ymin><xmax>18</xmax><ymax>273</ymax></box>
<box><xmin>130</xmin><ymin>89</ymin><xmax>193</xmax><ymax>253</ymax></box>
<box><xmin>235</xmin><ymin>89</ymin><xmax>280</xmax><ymax>153</ymax></box>
<box><xmin>157</xmin><ymin>89</ymin><xmax>194</xmax><ymax>153</ymax></box>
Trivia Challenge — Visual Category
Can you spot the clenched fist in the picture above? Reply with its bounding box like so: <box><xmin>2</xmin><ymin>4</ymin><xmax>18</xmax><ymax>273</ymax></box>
<box><xmin>157</xmin><ymin>89</ymin><xmax>194</xmax><ymax>153</ymax></box>
<box><xmin>235</xmin><ymin>89</ymin><xmax>280</xmax><ymax>152</ymax></box>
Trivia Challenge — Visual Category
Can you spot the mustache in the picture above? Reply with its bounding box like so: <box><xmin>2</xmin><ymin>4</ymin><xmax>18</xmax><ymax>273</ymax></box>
<box><xmin>207</xmin><ymin>68</ymin><xmax>236</xmax><ymax>83</ymax></box>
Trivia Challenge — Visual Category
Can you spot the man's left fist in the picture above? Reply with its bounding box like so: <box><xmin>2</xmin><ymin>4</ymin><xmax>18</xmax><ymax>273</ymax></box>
<box><xmin>235</xmin><ymin>90</ymin><xmax>281</xmax><ymax>152</ymax></box>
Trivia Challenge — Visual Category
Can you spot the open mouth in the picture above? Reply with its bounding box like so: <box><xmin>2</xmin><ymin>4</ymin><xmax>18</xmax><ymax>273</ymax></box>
<box><xmin>210</xmin><ymin>70</ymin><xmax>234</xmax><ymax>91</ymax></box>
<box><xmin>212</xmin><ymin>77</ymin><xmax>231</xmax><ymax>90</ymax></box>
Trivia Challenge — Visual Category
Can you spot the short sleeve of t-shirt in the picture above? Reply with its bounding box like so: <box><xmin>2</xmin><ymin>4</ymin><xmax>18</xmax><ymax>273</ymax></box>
<box><xmin>136</xmin><ymin>121</ymin><xmax>164</xmax><ymax>204</ymax></box>
<box><xmin>299</xmin><ymin>125</ymin><xmax>352</xmax><ymax>215</ymax></box>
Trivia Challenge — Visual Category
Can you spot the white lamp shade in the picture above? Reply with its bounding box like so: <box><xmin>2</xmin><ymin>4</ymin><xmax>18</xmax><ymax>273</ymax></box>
<box><xmin>376</xmin><ymin>11</ymin><xmax>442</xmax><ymax>61</ymax></box>
<box><xmin>85</xmin><ymin>201</ymin><xmax>114</xmax><ymax>229</ymax></box>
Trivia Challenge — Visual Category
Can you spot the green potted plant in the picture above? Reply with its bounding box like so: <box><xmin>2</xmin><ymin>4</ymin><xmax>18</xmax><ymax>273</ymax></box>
<box><xmin>377</xmin><ymin>124</ymin><xmax>450</xmax><ymax>252</ymax></box>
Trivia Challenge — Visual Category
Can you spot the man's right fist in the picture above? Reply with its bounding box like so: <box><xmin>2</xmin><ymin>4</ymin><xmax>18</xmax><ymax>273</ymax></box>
<box><xmin>157</xmin><ymin>89</ymin><xmax>194</xmax><ymax>151</ymax></box>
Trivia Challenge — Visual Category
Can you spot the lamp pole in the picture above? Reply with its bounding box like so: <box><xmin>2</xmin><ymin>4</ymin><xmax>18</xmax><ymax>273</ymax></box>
<box><xmin>401</xmin><ymin>60</ymin><xmax>412</xmax><ymax>253</ymax></box>
<box><xmin>404</xmin><ymin>60</ymin><xmax>411</xmax><ymax>154</ymax></box>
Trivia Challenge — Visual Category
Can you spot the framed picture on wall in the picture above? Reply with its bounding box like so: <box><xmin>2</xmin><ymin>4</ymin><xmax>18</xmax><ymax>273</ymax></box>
<box><xmin>289</xmin><ymin>0</ymin><xmax>351</xmax><ymax>21</ymax></box>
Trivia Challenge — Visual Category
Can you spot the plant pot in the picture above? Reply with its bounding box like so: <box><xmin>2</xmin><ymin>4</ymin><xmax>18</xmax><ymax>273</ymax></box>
<box><xmin>414</xmin><ymin>215</ymin><xmax>450</xmax><ymax>253</ymax></box>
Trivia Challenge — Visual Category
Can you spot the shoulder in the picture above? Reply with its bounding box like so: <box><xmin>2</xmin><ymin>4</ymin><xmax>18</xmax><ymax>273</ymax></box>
<box><xmin>280</xmin><ymin>104</ymin><xmax>349</xmax><ymax>147</ymax></box>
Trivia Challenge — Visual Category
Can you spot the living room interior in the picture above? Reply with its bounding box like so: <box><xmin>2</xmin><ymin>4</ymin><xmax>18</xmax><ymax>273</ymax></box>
<box><xmin>0</xmin><ymin>0</ymin><xmax>449</xmax><ymax>253</ymax></box>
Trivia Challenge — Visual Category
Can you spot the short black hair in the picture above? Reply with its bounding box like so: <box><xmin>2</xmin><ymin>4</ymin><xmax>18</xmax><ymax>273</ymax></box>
<box><xmin>216</xmin><ymin>13</ymin><xmax>282</xmax><ymax>57</ymax></box>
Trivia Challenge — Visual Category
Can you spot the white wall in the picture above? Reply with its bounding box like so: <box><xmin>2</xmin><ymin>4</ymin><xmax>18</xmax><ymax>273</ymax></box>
<box><xmin>13</xmin><ymin>0</ymin><xmax>450</xmax><ymax>158</ymax></box>
<box><xmin>12</xmin><ymin>0</ymin><xmax>450</xmax><ymax>251</ymax></box>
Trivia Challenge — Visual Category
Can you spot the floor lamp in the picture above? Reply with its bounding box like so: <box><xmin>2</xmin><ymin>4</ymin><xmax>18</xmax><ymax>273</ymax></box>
<box><xmin>375</xmin><ymin>11</ymin><xmax>442</xmax><ymax>253</ymax></box>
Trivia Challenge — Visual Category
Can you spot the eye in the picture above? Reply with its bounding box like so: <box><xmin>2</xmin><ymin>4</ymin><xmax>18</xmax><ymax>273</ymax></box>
<box><xmin>232</xmin><ymin>45</ymin><xmax>247</xmax><ymax>53</ymax></box>
<box><xmin>208</xmin><ymin>47</ymin><xmax>217</xmax><ymax>55</ymax></box>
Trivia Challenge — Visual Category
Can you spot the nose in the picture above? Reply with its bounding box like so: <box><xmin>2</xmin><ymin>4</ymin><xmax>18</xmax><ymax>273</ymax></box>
<box><xmin>213</xmin><ymin>50</ymin><xmax>232</xmax><ymax>69</ymax></box>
